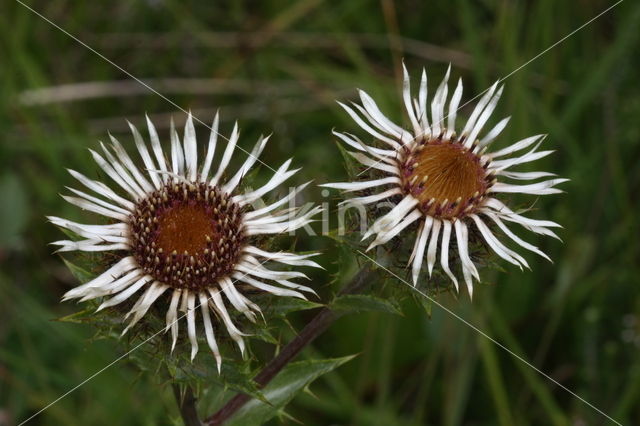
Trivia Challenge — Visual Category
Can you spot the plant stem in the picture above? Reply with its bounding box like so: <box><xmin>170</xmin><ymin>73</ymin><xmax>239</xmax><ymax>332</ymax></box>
<box><xmin>204</xmin><ymin>264</ymin><xmax>375</xmax><ymax>425</ymax></box>
<box><xmin>173</xmin><ymin>384</ymin><xmax>202</xmax><ymax>426</ymax></box>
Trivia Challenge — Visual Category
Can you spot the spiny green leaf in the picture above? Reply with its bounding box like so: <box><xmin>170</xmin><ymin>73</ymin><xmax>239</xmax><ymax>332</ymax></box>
<box><xmin>414</xmin><ymin>294</ymin><xmax>432</xmax><ymax>319</ymax></box>
<box><xmin>226</xmin><ymin>355</ymin><xmax>356</xmax><ymax>426</ymax></box>
<box><xmin>56</xmin><ymin>307</ymin><xmax>97</xmax><ymax>324</ymax></box>
<box><xmin>62</xmin><ymin>258</ymin><xmax>95</xmax><ymax>283</ymax></box>
<box><xmin>171</xmin><ymin>357</ymin><xmax>268</xmax><ymax>404</ymax></box>
<box><xmin>335</xmin><ymin>138</ymin><xmax>360</xmax><ymax>178</ymax></box>
<box><xmin>250</xmin><ymin>326</ymin><xmax>279</xmax><ymax>345</ymax></box>
<box><xmin>263</xmin><ymin>297</ymin><xmax>324</xmax><ymax>317</ymax></box>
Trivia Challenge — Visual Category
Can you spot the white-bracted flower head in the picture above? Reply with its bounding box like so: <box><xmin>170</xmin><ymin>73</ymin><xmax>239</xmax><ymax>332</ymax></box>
<box><xmin>50</xmin><ymin>112</ymin><xmax>322</xmax><ymax>371</ymax></box>
<box><xmin>322</xmin><ymin>65</ymin><xmax>566</xmax><ymax>298</ymax></box>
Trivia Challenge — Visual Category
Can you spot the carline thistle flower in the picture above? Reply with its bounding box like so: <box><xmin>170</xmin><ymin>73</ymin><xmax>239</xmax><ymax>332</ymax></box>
<box><xmin>49</xmin><ymin>113</ymin><xmax>322</xmax><ymax>370</ymax></box>
<box><xmin>323</xmin><ymin>65</ymin><xmax>567</xmax><ymax>297</ymax></box>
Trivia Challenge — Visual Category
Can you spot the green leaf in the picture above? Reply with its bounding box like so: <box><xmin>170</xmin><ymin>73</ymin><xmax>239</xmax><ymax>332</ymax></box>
<box><xmin>56</xmin><ymin>309</ymin><xmax>95</xmax><ymax>324</ymax></box>
<box><xmin>56</xmin><ymin>308</ymin><xmax>97</xmax><ymax>324</ymax></box>
<box><xmin>335</xmin><ymin>139</ymin><xmax>360</xmax><ymax>179</ymax></box>
<box><xmin>170</xmin><ymin>357</ymin><xmax>268</xmax><ymax>404</ymax></box>
<box><xmin>263</xmin><ymin>297</ymin><xmax>324</xmax><ymax>317</ymax></box>
<box><xmin>62</xmin><ymin>258</ymin><xmax>95</xmax><ymax>283</ymax></box>
<box><xmin>415</xmin><ymin>295</ymin><xmax>433</xmax><ymax>319</ymax></box>
<box><xmin>250</xmin><ymin>326</ymin><xmax>279</xmax><ymax>345</ymax></box>
<box><xmin>331</xmin><ymin>294</ymin><xmax>402</xmax><ymax>316</ymax></box>
<box><xmin>226</xmin><ymin>355</ymin><xmax>356</xmax><ymax>426</ymax></box>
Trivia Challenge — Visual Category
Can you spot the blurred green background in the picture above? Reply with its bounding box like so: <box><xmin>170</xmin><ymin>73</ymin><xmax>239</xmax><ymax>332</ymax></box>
<box><xmin>2</xmin><ymin>0</ymin><xmax>640</xmax><ymax>425</ymax></box>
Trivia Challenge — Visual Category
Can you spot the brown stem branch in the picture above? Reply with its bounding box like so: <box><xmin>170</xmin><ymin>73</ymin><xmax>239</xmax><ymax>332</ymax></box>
<box><xmin>204</xmin><ymin>264</ymin><xmax>375</xmax><ymax>425</ymax></box>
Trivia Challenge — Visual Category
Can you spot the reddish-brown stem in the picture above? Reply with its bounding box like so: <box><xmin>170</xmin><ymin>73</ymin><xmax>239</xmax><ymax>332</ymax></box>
<box><xmin>173</xmin><ymin>384</ymin><xmax>201</xmax><ymax>426</ymax></box>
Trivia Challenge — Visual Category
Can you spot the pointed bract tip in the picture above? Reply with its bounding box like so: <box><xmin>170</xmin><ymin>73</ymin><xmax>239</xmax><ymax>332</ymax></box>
<box><xmin>365</xmin><ymin>241</ymin><xmax>378</xmax><ymax>252</ymax></box>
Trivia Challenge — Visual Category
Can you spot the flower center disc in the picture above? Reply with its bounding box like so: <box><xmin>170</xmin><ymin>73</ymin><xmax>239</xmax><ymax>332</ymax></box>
<box><xmin>155</xmin><ymin>204</ymin><xmax>218</xmax><ymax>255</ymax></box>
<box><xmin>402</xmin><ymin>139</ymin><xmax>490</xmax><ymax>219</ymax></box>
<box><xmin>129</xmin><ymin>182</ymin><xmax>246</xmax><ymax>290</ymax></box>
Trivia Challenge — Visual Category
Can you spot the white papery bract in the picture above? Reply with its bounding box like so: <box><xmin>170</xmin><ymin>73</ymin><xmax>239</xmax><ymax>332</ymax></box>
<box><xmin>50</xmin><ymin>113</ymin><xmax>321</xmax><ymax>370</ymax></box>
<box><xmin>322</xmin><ymin>65</ymin><xmax>566</xmax><ymax>297</ymax></box>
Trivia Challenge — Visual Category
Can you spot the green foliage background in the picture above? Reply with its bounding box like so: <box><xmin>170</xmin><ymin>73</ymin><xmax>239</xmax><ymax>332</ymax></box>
<box><xmin>2</xmin><ymin>0</ymin><xmax>640</xmax><ymax>425</ymax></box>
